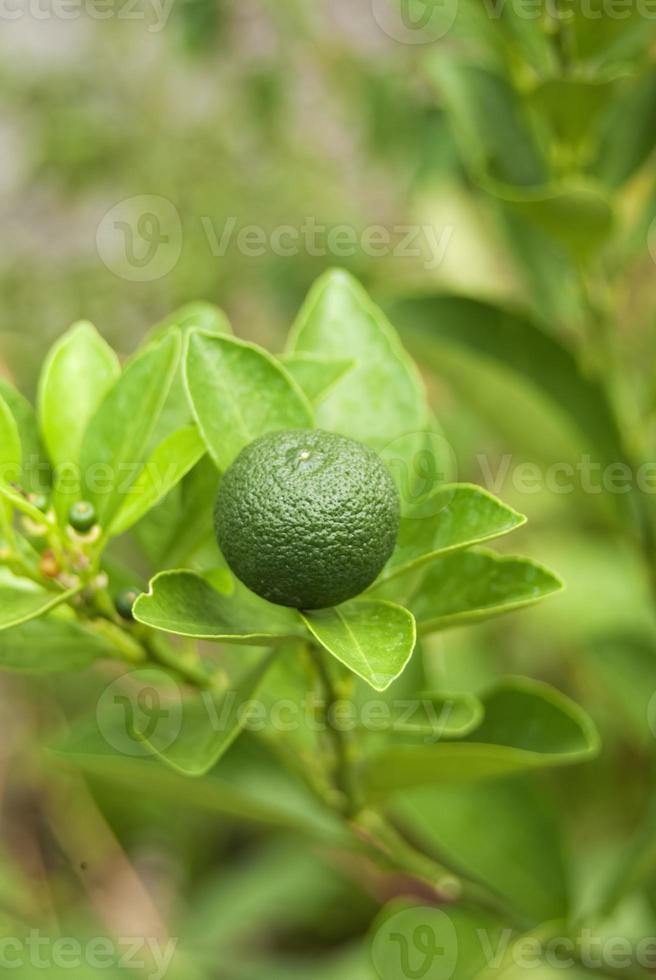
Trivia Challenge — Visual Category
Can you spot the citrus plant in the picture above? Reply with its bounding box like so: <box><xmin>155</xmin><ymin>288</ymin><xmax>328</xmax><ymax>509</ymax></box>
<box><xmin>0</xmin><ymin>269</ymin><xmax>598</xmax><ymax>910</ymax></box>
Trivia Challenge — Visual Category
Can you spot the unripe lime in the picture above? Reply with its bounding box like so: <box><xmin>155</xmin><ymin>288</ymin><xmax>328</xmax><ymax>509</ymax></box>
<box><xmin>115</xmin><ymin>588</ymin><xmax>140</xmax><ymax>621</ymax></box>
<box><xmin>68</xmin><ymin>501</ymin><xmax>97</xmax><ymax>533</ymax></box>
<box><xmin>214</xmin><ymin>429</ymin><xmax>400</xmax><ymax>609</ymax></box>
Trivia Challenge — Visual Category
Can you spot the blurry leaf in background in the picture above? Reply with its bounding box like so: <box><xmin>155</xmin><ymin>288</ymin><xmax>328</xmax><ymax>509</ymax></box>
<box><xmin>0</xmin><ymin>391</ymin><xmax>21</xmax><ymax>485</ymax></box>
<box><xmin>0</xmin><ymin>615</ymin><xmax>112</xmax><ymax>673</ymax></box>
<box><xmin>184</xmin><ymin>332</ymin><xmax>313</xmax><ymax>471</ymax></box>
<box><xmin>427</xmin><ymin>60</ymin><xmax>547</xmax><ymax>188</ymax></box>
<box><xmin>0</xmin><ymin>378</ymin><xmax>49</xmax><ymax>493</ymax></box>
<box><xmin>106</xmin><ymin>655</ymin><xmax>277</xmax><ymax>777</ymax></box>
<box><xmin>0</xmin><ymin>574</ymin><xmax>77</xmax><ymax>631</ymax></box>
<box><xmin>394</xmin><ymin>778</ymin><xmax>569</xmax><ymax>924</ymax></box>
<box><xmin>592</xmin><ymin>70</ymin><xmax>656</xmax><ymax>188</ymax></box>
<box><xmin>361</xmin><ymin>677</ymin><xmax>600</xmax><ymax>801</ymax></box>
<box><xmin>388</xmin><ymin>294</ymin><xmax>630</xmax><ymax>488</ymax></box>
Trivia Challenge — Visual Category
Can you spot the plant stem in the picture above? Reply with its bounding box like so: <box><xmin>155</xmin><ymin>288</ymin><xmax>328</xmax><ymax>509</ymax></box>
<box><xmin>308</xmin><ymin>644</ymin><xmax>360</xmax><ymax>817</ymax></box>
<box><xmin>141</xmin><ymin>631</ymin><xmax>216</xmax><ymax>689</ymax></box>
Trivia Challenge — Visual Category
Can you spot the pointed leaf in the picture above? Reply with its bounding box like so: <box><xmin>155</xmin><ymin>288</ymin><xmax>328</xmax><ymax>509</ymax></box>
<box><xmin>302</xmin><ymin>600</ymin><xmax>416</xmax><ymax>692</ymax></box>
<box><xmin>134</xmin><ymin>569</ymin><xmax>306</xmax><ymax>644</ymax></box>
<box><xmin>0</xmin><ymin>575</ymin><xmax>78</xmax><ymax>631</ymax></box>
<box><xmin>184</xmin><ymin>332</ymin><xmax>313</xmax><ymax>471</ymax></box>
<box><xmin>411</xmin><ymin>549</ymin><xmax>563</xmax><ymax>633</ymax></box>
<box><xmin>0</xmin><ymin>616</ymin><xmax>113</xmax><ymax>672</ymax></box>
<box><xmin>361</xmin><ymin>677</ymin><xmax>600</xmax><ymax>801</ymax></box>
<box><xmin>0</xmin><ymin>378</ymin><xmax>50</xmax><ymax>493</ymax></box>
<box><xmin>0</xmin><ymin>393</ymin><xmax>21</xmax><ymax>485</ymax></box>
<box><xmin>38</xmin><ymin>322</ymin><xmax>120</xmax><ymax>517</ymax></box>
<box><xmin>380</xmin><ymin>484</ymin><xmax>525</xmax><ymax>582</ymax></box>
<box><xmin>287</xmin><ymin>270</ymin><xmax>428</xmax><ymax>456</ymax></box>
<box><xmin>147</xmin><ymin>301</ymin><xmax>232</xmax><ymax>344</ymax></box>
<box><xmin>134</xmin><ymin>655</ymin><xmax>277</xmax><ymax>776</ymax></box>
<box><xmin>280</xmin><ymin>353</ymin><xmax>355</xmax><ymax>404</ymax></box>
<box><xmin>80</xmin><ymin>332</ymin><xmax>181</xmax><ymax>525</ymax></box>
<box><xmin>107</xmin><ymin>425</ymin><xmax>206</xmax><ymax>538</ymax></box>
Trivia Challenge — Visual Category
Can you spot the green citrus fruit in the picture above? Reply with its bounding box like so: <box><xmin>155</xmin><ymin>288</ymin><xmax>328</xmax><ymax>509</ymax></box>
<box><xmin>214</xmin><ymin>429</ymin><xmax>400</xmax><ymax>609</ymax></box>
<box><xmin>68</xmin><ymin>500</ymin><xmax>97</xmax><ymax>533</ymax></box>
<box><xmin>115</xmin><ymin>587</ymin><xmax>140</xmax><ymax>621</ymax></box>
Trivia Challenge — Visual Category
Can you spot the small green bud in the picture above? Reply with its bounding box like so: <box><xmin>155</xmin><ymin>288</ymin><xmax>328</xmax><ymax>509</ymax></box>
<box><xmin>29</xmin><ymin>493</ymin><xmax>49</xmax><ymax>513</ymax></box>
<box><xmin>115</xmin><ymin>588</ymin><xmax>140</xmax><ymax>621</ymax></box>
<box><xmin>68</xmin><ymin>501</ymin><xmax>97</xmax><ymax>533</ymax></box>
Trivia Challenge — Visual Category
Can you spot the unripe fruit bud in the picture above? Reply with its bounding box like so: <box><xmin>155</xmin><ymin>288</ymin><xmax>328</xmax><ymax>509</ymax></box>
<box><xmin>68</xmin><ymin>501</ymin><xmax>97</xmax><ymax>534</ymax></box>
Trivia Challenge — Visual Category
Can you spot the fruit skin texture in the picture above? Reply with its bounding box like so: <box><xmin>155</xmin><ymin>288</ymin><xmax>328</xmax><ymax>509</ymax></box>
<box><xmin>214</xmin><ymin>429</ymin><xmax>400</xmax><ymax>610</ymax></box>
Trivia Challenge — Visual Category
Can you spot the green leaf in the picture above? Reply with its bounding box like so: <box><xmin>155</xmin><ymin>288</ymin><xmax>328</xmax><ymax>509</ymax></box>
<box><xmin>132</xmin><ymin>655</ymin><xmax>277</xmax><ymax>776</ymax></box>
<box><xmin>0</xmin><ymin>575</ymin><xmax>78</xmax><ymax>631</ymax></box>
<box><xmin>371</xmin><ymin>690</ymin><xmax>484</xmax><ymax>741</ymax></box>
<box><xmin>395</xmin><ymin>779</ymin><xmax>569</xmax><ymax>923</ymax></box>
<box><xmin>492</xmin><ymin>179</ymin><xmax>614</xmax><ymax>259</ymax></box>
<box><xmin>530</xmin><ymin>75</ymin><xmax>623</xmax><ymax>147</ymax></box>
<box><xmin>429</xmin><ymin>59</ymin><xmax>547</xmax><ymax>187</ymax></box>
<box><xmin>80</xmin><ymin>332</ymin><xmax>181</xmax><ymax>525</ymax></box>
<box><xmin>37</xmin><ymin>322</ymin><xmax>120</xmax><ymax>518</ymax></box>
<box><xmin>184</xmin><ymin>332</ymin><xmax>313</xmax><ymax>471</ymax></box>
<box><xmin>0</xmin><ymin>378</ymin><xmax>50</xmax><ymax>493</ymax></box>
<box><xmin>280</xmin><ymin>353</ymin><xmax>355</xmax><ymax>404</ymax></box>
<box><xmin>0</xmin><ymin>615</ymin><xmax>113</xmax><ymax>672</ymax></box>
<box><xmin>301</xmin><ymin>600</ymin><xmax>416</xmax><ymax>692</ymax></box>
<box><xmin>388</xmin><ymin>294</ymin><xmax>629</xmax><ymax>480</ymax></box>
<box><xmin>0</xmin><ymin>392</ymin><xmax>21</xmax><ymax>485</ymax></box>
<box><xmin>135</xmin><ymin>455</ymin><xmax>219</xmax><ymax>568</ymax></box>
<box><xmin>287</xmin><ymin>270</ymin><xmax>428</xmax><ymax>456</ymax></box>
<box><xmin>107</xmin><ymin>425</ymin><xmax>206</xmax><ymax>538</ymax></box>
<box><xmin>360</xmin><ymin>677</ymin><xmax>600</xmax><ymax>801</ymax></box>
<box><xmin>410</xmin><ymin>549</ymin><xmax>563</xmax><ymax>633</ymax></box>
<box><xmin>379</xmin><ymin>483</ymin><xmax>525</xmax><ymax>583</ymax></box>
<box><xmin>592</xmin><ymin>70</ymin><xmax>656</xmax><ymax>188</ymax></box>
<box><xmin>147</xmin><ymin>301</ymin><xmax>232</xmax><ymax>344</ymax></box>
<box><xmin>133</xmin><ymin>569</ymin><xmax>306</xmax><ymax>644</ymax></box>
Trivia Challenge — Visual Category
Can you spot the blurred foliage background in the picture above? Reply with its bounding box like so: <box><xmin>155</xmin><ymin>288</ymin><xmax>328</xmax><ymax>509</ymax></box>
<box><xmin>2</xmin><ymin>3</ymin><xmax>656</xmax><ymax>978</ymax></box>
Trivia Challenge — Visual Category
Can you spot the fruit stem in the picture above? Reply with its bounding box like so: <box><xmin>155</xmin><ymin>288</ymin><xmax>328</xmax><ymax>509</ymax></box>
<box><xmin>308</xmin><ymin>644</ymin><xmax>360</xmax><ymax>817</ymax></box>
